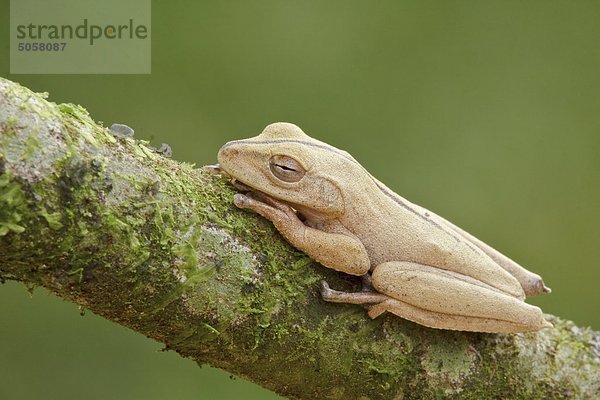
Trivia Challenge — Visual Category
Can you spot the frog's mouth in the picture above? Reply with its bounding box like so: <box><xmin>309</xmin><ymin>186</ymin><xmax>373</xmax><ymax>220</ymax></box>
<box><xmin>210</xmin><ymin>167</ymin><xmax>306</xmax><ymax>221</ymax></box>
<box><xmin>204</xmin><ymin>163</ymin><xmax>255</xmax><ymax>192</ymax></box>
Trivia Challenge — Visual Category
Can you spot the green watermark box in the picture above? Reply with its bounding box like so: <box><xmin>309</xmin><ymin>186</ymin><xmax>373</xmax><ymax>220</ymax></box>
<box><xmin>10</xmin><ymin>0</ymin><xmax>151</xmax><ymax>74</ymax></box>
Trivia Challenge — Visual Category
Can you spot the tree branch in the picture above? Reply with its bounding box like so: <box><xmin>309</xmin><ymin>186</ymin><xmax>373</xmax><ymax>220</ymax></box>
<box><xmin>0</xmin><ymin>77</ymin><xmax>598</xmax><ymax>400</ymax></box>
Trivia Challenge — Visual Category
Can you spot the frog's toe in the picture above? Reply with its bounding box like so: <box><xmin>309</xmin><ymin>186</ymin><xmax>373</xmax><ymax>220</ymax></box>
<box><xmin>524</xmin><ymin>276</ymin><xmax>552</xmax><ymax>296</ymax></box>
<box><xmin>233</xmin><ymin>193</ymin><xmax>251</xmax><ymax>208</ymax></box>
<box><xmin>543</xmin><ymin>284</ymin><xmax>552</xmax><ymax>294</ymax></box>
<box><xmin>202</xmin><ymin>164</ymin><xmax>222</xmax><ymax>174</ymax></box>
<box><xmin>320</xmin><ymin>280</ymin><xmax>333</xmax><ymax>297</ymax></box>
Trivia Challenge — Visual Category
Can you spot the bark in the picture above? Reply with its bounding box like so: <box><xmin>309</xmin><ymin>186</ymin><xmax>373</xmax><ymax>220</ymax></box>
<box><xmin>0</xmin><ymin>77</ymin><xmax>598</xmax><ymax>400</ymax></box>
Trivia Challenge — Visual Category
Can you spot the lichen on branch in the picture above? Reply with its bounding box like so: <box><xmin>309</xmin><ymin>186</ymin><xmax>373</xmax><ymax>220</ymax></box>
<box><xmin>0</xmin><ymin>78</ymin><xmax>598</xmax><ymax>400</ymax></box>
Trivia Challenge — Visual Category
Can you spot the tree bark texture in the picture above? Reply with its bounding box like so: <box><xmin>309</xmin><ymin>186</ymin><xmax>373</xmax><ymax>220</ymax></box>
<box><xmin>0</xmin><ymin>77</ymin><xmax>598</xmax><ymax>399</ymax></box>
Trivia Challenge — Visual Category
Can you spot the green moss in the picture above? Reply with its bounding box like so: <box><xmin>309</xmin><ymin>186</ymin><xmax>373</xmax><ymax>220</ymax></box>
<box><xmin>58</xmin><ymin>103</ymin><xmax>89</xmax><ymax>119</ymax></box>
<box><xmin>420</xmin><ymin>332</ymin><xmax>477</xmax><ymax>396</ymax></box>
<box><xmin>23</xmin><ymin>133</ymin><xmax>41</xmax><ymax>160</ymax></box>
<box><xmin>38</xmin><ymin>207</ymin><xmax>64</xmax><ymax>230</ymax></box>
<box><xmin>138</xmin><ymin>143</ymin><xmax>158</xmax><ymax>159</ymax></box>
<box><xmin>0</xmin><ymin>172</ymin><xmax>27</xmax><ymax>236</ymax></box>
<box><xmin>0</xmin><ymin>122</ymin><xmax>17</xmax><ymax>160</ymax></box>
<box><xmin>57</xmin><ymin>103</ymin><xmax>103</xmax><ymax>147</ymax></box>
<box><xmin>172</xmin><ymin>224</ymin><xmax>202</xmax><ymax>276</ymax></box>
<box><xmin>79</xmin><ymin>128</ymin><xmax>98</xmax><ymax>146</ymax></box>
<box><xmin>5</xmin><ymin>116</ymin><xmax>18</xmax><ymax>127</ymax></box>
<box><xmin>170</xmin><ymin>322</ymin><xmax>221</xmax><ymax>347</ymax></box>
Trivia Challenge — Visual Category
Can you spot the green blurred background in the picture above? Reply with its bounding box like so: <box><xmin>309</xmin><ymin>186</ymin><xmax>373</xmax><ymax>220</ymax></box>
<box><xmin>1</xmin><ymin>1</ymin><xmax>599</xmax><ymax>399</ymax></box>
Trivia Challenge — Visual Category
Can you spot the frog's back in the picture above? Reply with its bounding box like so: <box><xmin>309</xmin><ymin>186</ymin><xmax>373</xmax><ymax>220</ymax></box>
<box><xmin>350</xmin><ymin>178</ymin><xmax>525</xmax><ymax>299</ymax></box>
<box><xmin>259</xmin><ymin>126</ymin><xmax>526</xmax><ymax>300</ymax></box>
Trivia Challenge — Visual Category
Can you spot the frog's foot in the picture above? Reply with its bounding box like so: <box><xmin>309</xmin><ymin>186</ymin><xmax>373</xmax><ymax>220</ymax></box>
<box><xmin>234</xmin><ymin>192</ymin><xmax>304</xmax><ymax>235</ymax></box>
<box><xmin>527</xmin><ymin>276</ymin><xmax>552</xmax><ymax>295</ymax></box>
<box><xmin>236</xmin><ymin>191</ymin><xmax>298</xmax><ymax>222</ymax></box>
<box><xmin>235</xmin><ymin>193</ymin><xmax>280</xmax><ymax>219</ymax></box>
<box><xmin>320</xmin><ymin>280</ymin><xmax>389</xmax><ymax>305</ymax></box>
<box><xmin>321</xmin><ymin>280</ymin><xmax>399</xmax><ymax>315</ymax></box>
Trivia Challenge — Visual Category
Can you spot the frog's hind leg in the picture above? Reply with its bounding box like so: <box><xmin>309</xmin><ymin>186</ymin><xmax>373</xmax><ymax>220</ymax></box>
<box><xmin>370</xmin><ymin>261</ymin><xmax>552</xmax><ymax>333</ymax></box>
<box><xmin>365</xmin><ymin>297</ymin><xmax>546</xmax><ymax>333</ymax></box>
<box><xmin>320</xmin><ymin>280</ymin><xmax>545</xmax><ymax>333</ymax></box>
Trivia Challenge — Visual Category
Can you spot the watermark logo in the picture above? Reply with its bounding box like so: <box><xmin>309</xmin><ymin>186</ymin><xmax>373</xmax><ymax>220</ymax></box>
<box><xmin>10</xmin><ymin>0</ymin><xmax>151</xmax><ymax>74</ymax></box>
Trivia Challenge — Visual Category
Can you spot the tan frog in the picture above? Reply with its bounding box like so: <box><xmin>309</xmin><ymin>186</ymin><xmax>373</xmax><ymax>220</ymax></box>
<box><xmin>212</xmin><ymin>122</ymin><xmax>552</xmax><ymax>333</ymax></box>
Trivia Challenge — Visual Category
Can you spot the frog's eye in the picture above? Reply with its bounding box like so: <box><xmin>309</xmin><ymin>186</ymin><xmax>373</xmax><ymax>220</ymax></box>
<box><xmin>269</xmin><ymin>155</ymin><xmax>305</xmax><ymax>183</ymax></box>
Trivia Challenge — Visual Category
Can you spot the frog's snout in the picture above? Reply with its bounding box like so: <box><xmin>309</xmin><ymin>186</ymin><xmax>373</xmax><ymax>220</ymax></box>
<box><xmin>217</xmin><ymin>144</ymin><xmax>240</xmax><ymax>167</ymax></box>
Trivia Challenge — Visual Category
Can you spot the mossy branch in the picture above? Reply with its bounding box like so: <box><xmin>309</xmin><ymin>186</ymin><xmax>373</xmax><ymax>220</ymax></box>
<box><xmin>0</xmin><ymin>77</ymin><xmax>598</xmax><ymax>400</ymax></box>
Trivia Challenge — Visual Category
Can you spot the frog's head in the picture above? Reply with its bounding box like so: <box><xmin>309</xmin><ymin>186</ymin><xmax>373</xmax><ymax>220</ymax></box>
<box><xmin>218</xmin><ymin>122</ymin><xmax>367</xmax><ymax>216</ymax></box>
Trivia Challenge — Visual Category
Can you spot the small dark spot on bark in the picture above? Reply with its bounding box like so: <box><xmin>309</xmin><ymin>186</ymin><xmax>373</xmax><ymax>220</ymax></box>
<box><xmin>110</xmin><ymin>123</ymin><xmax>135</xmax><ymax>137</ymax></box>
<box><xmin>258</xmin><ymin>253</ymin><xmax>268</xmax><ymax>265</ymax></box>
<box><xmin>349</xmin><ymin>321</ymin><xmax>361</xmax><ymax>333</ymax></box>
<box><xmin>82</xmin><ymin>261</ymin><xmax>101</xmax><ymax>281</ymax></box>
<box><xmin>57</xmin><ymin>159</ymin><xmax>108</xmax><ymax>206</ymax></box>
<box><xmin>57</xmin><ymin>161</ymin><xmax>88</xmax><ymax>203</ymax></box>
<box><xmin>144</xmin><ymin>179</ymin><xmax>161</xmax><ymax>197</ymax></box>
<box><xmin>241</xmin><ymin>282</ymin><xmax>257</xmax><ymax>294</ymax></box>
<box><xmin>97</xmin><ymin>170</ymin><xmax>114</xmax><ymax>195</ymax></box>
<box><xmin>90</xmin><ymin>158</ymin><xmax>103</xmax><ymax>172</ymax></box>
<box><xmin>156</xmin><ymin>143</ymin><xmax>172</xmax><ymax>158</ymax></box>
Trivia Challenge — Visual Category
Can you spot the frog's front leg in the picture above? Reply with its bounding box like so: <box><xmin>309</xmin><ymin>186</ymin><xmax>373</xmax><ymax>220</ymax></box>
<box><xmin>234</xmin><ymin>192</ymin><xmax>371</xmax><ymax>276</ymax></box>
<box><xmin>368</xmin><ymin>261</ymin><xmax>552</xmax><ymax>333</ymax></box>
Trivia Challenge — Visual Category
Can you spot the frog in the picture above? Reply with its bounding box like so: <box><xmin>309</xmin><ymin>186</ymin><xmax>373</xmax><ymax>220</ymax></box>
<box><xmin>211</xmin><ymin>122</ymin><xmax>552</xmax><ymax>333</ymax></box>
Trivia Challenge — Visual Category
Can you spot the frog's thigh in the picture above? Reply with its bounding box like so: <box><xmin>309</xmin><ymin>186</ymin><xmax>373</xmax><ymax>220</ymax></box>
<box><xmin>371</xmin><ymin>262</ymin><xmax>551</xmax><ymax>333</ymax></box>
